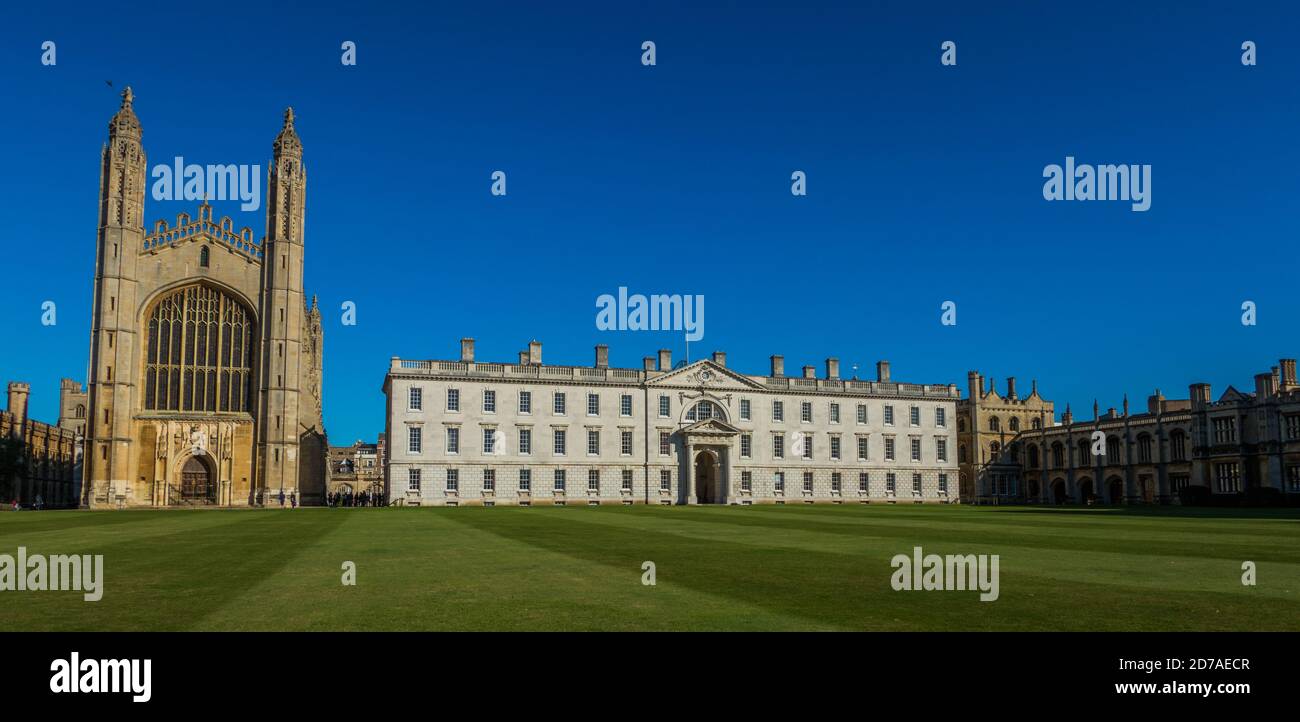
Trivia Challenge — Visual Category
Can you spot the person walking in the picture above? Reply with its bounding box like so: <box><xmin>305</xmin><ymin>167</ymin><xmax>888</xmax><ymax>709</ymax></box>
<box><xmin>278</xmin><ymin>489</ymin><xmax>285</xmax><ymax>508</ymax></box>
<box><xmin>290</xmin><ymin>491</ymin><xmax>297</xmax><ymax>509</ymax></box>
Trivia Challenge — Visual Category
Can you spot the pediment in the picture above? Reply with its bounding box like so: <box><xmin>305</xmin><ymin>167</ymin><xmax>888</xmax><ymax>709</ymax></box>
<box><xmin>1218</xmin><ymin>386</ymin><xmax>1250</xmax><ymax>403</ymax></box>
<box><xmin>646</xmin><ymin>360</ymin><xmax>766</xmax><ymax>391</ymax></box>
<box><xmin>679</xmin><ymin>417</ymin><xmax>743</xmax><ymax>435</ymax></box>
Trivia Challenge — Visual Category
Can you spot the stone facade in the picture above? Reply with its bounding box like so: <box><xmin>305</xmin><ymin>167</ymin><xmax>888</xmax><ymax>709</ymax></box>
<box><xmin>2</xmin><ymin>382</ymin><xmax>81</xmax><ymax>507</ymax></box>
<box><xmin>81</xmin><ymin>88</ymin><xmax>327</xmax><ymax>508</ymax></box>
<box><xmin>327</xmin><ymin>437</ymin><xmax>385</xmax><ymax>497</ymax></box>
<box><xmin>383</xmin><ymin>340</ymin><xmax>959</xmax><ymax>506</ymax></box>
<box><xmin>957</xmin><ymin>372</ymin><xmax>1054</xmax><ymax>503</ymax></box>
<box><xmin>58</xmin><ymin>379</ymin><xmax>88</xmax><ymax>438</ymax></box>
<box><xmin>56</xmin><ymin>378</ymin><xmax>88</xmax><ymax>493</ymax></box>
<box><xmin>982</xmin><ymin>358</ymin><xmax>1300</xmax><ymax>504</ymax></box>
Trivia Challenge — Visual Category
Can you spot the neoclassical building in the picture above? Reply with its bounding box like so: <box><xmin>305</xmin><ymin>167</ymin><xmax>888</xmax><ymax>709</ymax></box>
<box><xmin>383</xmin><ymin>339</ymin><xmax>959</xmax><ymax>506</ymax></box>
<box><xmin>979</xmin><ymin>358</ymin><xmax>1300</xmax><ymax>504</ymax></box>
<box><xmin>81</xmin><ymin>88</ymin><xmax>327</xmax><ymax>508</ymax></box>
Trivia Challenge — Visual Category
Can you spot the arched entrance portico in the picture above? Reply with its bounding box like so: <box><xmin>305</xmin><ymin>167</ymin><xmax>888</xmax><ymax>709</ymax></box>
<box><xmin>694</xmin><ymin>450</ymin><xmax>721</xmax><ymax>504</ymax></box>
<box><xmin>677</xmin><ymin>416</ymin><xmax>741</xmax><ymax>505</ymax></box>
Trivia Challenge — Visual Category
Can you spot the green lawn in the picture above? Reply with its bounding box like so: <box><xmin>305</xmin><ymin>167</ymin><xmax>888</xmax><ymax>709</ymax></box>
<box><xmin>0</xmin><ymin>504</ymin><xmax>1297</xmax><ymax>631</ymax></box>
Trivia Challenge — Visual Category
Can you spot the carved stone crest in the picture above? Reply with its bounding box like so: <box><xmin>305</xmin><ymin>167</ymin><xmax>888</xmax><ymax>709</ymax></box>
<box><xmin>189</xmin><ymin>425</ymin><xmax>209</xmax><ymax>456</ymax></box>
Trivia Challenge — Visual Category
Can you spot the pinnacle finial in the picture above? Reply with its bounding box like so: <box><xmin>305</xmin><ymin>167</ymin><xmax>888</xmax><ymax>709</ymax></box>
<box><xmin>122</xmin><ymin>86</ymin><xmax>134</xmax><ymax>107</ymax></box>
<box><xmin>284</xmin><ymin>107</ymin><xmax>295</xmax><ymax>128</ymax></box>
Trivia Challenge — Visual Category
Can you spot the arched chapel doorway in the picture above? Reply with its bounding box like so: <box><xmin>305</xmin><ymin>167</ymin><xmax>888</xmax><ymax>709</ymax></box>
<box><xmin>180</xmin><ymin>455</ymin><xmax>216</xmax><ymax>504</ymax></box>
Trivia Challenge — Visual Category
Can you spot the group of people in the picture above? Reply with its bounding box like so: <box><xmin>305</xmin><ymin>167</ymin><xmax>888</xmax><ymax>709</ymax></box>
<box><xmin>327</xmin><ymin>490</ymin><xmax>382</xmax><ymax>508</ymax></box>
<box><xmin>8</xmin><ymin>494</ymin><xmax>44</xmax><ymax>511</ymax></box>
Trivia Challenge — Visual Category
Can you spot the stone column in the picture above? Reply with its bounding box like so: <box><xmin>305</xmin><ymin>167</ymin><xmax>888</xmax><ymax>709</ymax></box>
<box><xmin>1040</xmin><ymin>442</ymin><xmax>1051</xmax><ymax>503</ymax></box>
<box><xmin>1065</xmin><ymin>433</ymin><xmax>1076</xmax><ymax>503</ymax></box>
<box><xmin>717</xmin><ymin>450</ymin><xmax>728</xmax><ymax>504</ymax></box>
<box><xmin>685</xmin><ymin>440</ymin><xmax>696</xmax><ymax>504</ymax></box>
<box><xmin>1155</xmin><ymin>429</ymin><xmax>1171</xmax><ymax>505</ymax></box>
<box><xmin>1123</xmin><ymin>432</ymin><xmax>1138</xmax><ymax>504</ymax></box>
<box><xmin>720</xmin><ymin>445</ymin><xmax>732</xmax><ymax>505</ymax></box>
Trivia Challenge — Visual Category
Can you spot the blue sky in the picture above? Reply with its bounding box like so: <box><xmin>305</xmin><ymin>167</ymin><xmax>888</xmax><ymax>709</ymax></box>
<box><xmin>0</xmin><ymin>1</ymin><xmax>1296</xmax><ymax>444</ymax></box>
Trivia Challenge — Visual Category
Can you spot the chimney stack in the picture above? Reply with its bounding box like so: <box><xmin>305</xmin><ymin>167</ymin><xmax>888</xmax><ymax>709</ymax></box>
<box><xmin>1255</xmin><ymin>373</ymin><xmax>1275</xmax><ymax>400</ymax></box>
<box><xmin>825</xmin><ymin>358</ymin><xmax>839</xmax><ymax>380</ymax></box>
<box><xmin>1147</xmin><ymin>389</ymin><xmax>1165</xmax><ymax>415</ymax></box>
<box><xmin>1190</xmin><ymin>383</ymin><xmax>1211</xmax><ymax>409</ymax></box>
<box><xmin>518</xmin><ymin>351</ymin><xmax>528</xmax><ymax>365</ymax></box>
<box><xmin>6</xmin><ymin>382</ymin><xmax>29</xmax><ymax>425</ymax></box>
<box><xmin>643</xmin><ymin>356</ymin><xmax>655</xmax><ymax>372</ymax></box>
<box><xmin>770</xmin><ymin>355</ymin><xmax>784</xmax><ymax>377</ymax></box>
<box><xmin>460</xmin><ymin>338</ymin><xmax>475</xmax><ymax>363</ymax></box>
<box><xmin>967</xmin><ymin>371</ymin><xmax>982</xmax><ymax>400</ymax></box>
<box><xmin>711</xmin><ymin>351</ymin><xmax>726</xmax><ymax>368</ymax></box>
<box><xmin>802</xmin><ymin>365</ymin><xmax>816</xmax><ymax>379</ymax></box>
<box><xmin>1282</xmin><ymin>359</ymin><xmax>1298</xmax><ymax>390</ymax></box>
<box><xmin>876</xmin><ymin>361</ymin><xmax>891</xmax><ymax>383</ymax></box>
<box><xmin>657</xmin><ymin>349</ymin><xmax>671</xmax><ymax>371</ymax></box>
<box><xmin>1006</xmin><ymin>377</ymin><xmax>1017</xmax><ymax>400</ymax></box>
<box><xmin>528</xmin><ymin>340</ymin><xmax>542</xmax><ymax>365</ymax></box>
<box><xmin>595</xmin><ymin>344</ymin><xmax>609</xmax><ymax>368</ymax></box>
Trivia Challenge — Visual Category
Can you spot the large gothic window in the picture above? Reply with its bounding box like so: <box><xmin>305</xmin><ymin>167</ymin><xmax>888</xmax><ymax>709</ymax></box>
<box><xmin>144</xmin><ymin>285</ymin><xmax>254</xmax><ymax>412</ymax></box>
